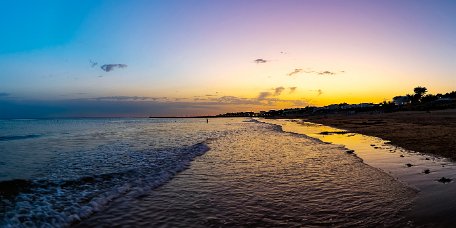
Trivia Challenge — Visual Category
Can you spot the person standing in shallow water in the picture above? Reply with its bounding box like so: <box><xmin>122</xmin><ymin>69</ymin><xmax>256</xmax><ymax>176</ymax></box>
<box><xmin>206</xmin><ymin>119</ymin><xmax>209</xmax><ymax>123</ymax></box>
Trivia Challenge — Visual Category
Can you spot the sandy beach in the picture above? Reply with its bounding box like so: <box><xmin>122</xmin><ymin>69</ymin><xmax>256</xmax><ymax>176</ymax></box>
<box><xmin>304</xmin><ymin>109</ymin><xmax>456</xmax><ymax>160</ymax></box>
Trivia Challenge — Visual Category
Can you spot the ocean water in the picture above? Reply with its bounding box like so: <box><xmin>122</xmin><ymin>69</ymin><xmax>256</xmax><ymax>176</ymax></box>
<box><xmin>0</xmin><ymin>118</ymin><xmax>416</xmax><ymax>227</ymax></box>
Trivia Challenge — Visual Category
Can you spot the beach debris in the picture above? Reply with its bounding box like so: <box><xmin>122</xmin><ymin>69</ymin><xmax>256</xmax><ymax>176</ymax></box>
<box><xmin>438</xmin><ymin>177</ymin><xmax>452</xmax><ymax>183</ymax></box>
<box><xmin>400</xmin><ymin>155</ymin><xmax>405</xmax><ymax>157</ymax></box>
<box><xmin>374</xmin><ymin>146</ymin><xmax>380</xmax><ymax>149</ymax></box>
<box><xmin>406</xmin><ymin>163</ymin><xmax>413</xmax><ymax>167</ymax></box>
<box><xmin>346</xmin><ymin>150</ymin><xmax>355</xmax><ymax>154</ymax></box>
<box><xmin>425</xmin><ymin>158</ymin><xmax>430</xmax><ymax>160</ymax></box>
<box><xmin>370</xmin><ymin>144</ymin><xmax>376</xmax><ymax>147</ymax></box>
<box><xmin>423</xmin><ymin>169</ymin><xmax>431</xmax><ymax>174</ymax></box>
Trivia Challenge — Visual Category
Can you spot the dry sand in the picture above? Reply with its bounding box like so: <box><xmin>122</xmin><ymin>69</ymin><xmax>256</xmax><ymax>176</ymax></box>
<box><xmin>305</xmin><ymin>109</ymin><xmax>456</xmax><ymax>160</ymax></box>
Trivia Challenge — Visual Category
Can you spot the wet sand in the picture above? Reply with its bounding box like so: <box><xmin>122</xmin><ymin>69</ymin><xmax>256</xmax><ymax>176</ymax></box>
<box><xmin>261</xmin><ymin>118</ymin><xmax>456</xmax><ymax>226</ymax></box>
<box><xmin>77</xmin><ymin>121</ymin><xmax>414</xmax><ymax>227</ymax></box>
<box><xmin>303</xmin><ymin>109</ymin><xmax>456</xmax><ymax>160</ymax></box>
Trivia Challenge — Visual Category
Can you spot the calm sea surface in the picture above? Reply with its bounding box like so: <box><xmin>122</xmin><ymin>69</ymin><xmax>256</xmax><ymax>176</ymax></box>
<box><xmin>0</xmin><ymin>118</ymin><xmax>415</xmax><ymax>227</ymax></box>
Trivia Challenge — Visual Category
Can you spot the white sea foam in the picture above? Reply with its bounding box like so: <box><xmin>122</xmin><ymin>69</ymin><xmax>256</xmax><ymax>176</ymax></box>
<box><xmin>0</xmin><ymin>118</ymin><xmax>245</xmax><ymax>227</ymax></box>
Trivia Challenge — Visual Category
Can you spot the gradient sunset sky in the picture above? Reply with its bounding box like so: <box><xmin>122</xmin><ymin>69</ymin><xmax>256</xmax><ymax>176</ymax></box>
<box><xmin>1</xmin><ymin>0</ymin><xmax>455</xmax><ymax>117</ymax></box>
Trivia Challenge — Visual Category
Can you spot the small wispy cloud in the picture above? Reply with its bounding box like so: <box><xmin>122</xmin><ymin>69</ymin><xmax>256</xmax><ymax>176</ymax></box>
<box><xmin>257</xmin><ymin>91</ymin><xmax>272</xmax><ymax>100</ymax></box>
<box><xmin>288</xmin><ymin>68</ymin><xmax>343</xmax><ymax>77</ymax></box>
<box><xmin>89</xmin><ymin>60</ymin><xmax>98</xmax><ymax>68</ymax></box>
<box><xmin>205</xmin><ymin>94</ymin><xmax>308</xmax><ymax>107</ymax></box>
<box><xmin>274</xmin><ymin>87</ymin><xmax>285</xmax><ymax>96</ymax></box>
<box><xmin>90</xmin><ymin>96</ymin><xmax>165</xmax><ymax>101</ymax></box>
<box><xmin>257</xmin><ymin>86</ymin><xmax>287</xmax><ymax>100</ymax></box>
<box><xmin>287</xmin><ymin>69</ymin><xmax>302</xmax><ymax>76</ymax></box>
<box><xmin>289</xmin><ymin>87</ymin><xmax>297</xmax><ymax>93</ymax></box>
<box><xmin>254</xmin><ymin>58</ymin><xmax>267</xmax><ymax>64</ymax></box>
<box><xmin>100</xmin><ymin>64</ymin><xmax>128</xmax><ymax>72</ymax></box>
<box><xmin>317</xmin><ymin>71</ymin><xmax>335</xmax><ymax>76</ymax></box>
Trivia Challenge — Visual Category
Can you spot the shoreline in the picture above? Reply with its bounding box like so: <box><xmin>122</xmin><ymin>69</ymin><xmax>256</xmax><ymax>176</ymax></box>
<box><xmin>298</xmin><ymin>109</ymin><xmax>456</xmax><ymax>161</ymax></box>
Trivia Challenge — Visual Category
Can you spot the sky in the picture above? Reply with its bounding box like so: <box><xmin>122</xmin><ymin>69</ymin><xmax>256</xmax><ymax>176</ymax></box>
<box><xmin>0</xmin><ymin>0</ymin><xmax>455</xmax><ymax>117</ymax></box>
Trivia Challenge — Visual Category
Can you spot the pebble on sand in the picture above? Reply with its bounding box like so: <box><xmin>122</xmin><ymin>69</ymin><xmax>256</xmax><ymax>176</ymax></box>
<box><xmin>438</xmin><ymin>177</ymin><xmax>452</xmax><ymax>183</ymax></box>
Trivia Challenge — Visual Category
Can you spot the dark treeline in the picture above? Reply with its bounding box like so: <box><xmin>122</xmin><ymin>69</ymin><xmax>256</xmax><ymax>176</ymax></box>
<box><xmin>215</xmin><ymin>87</ymin><xmax>456</xmax><ymax>118</ymax></box>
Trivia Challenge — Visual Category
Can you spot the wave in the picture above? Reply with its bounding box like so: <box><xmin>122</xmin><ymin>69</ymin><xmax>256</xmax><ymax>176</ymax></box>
<box><xmin>0</xmin><ymin>134</ymin><xmax>41</xmax><ymax>141</ymax></box>
<box><xmin>0</xmin><ymin>142</ymin><xmax>210</xmax><ymax>227</ymax></box>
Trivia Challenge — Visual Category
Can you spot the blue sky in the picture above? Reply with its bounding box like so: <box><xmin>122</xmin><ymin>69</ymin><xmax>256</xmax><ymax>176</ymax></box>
<box><xmin>1</xmin><ymin>0</ymin><xmax>455</xmax><ymax>117</ymax></box>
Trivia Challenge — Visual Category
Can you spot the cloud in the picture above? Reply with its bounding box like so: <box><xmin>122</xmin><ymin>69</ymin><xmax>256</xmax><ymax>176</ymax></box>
<box><xmin>89</xmin><ymin>60</ymin><xmax>98</xmax><ymax>68</ymax></box>
<box><xmin>289</xmin><ymin>87</ymin><xmax>297</xmax><ymax>93</ymax></box>
<box><xmin>317</xmin><ymin>89</ymin><xmax>323</xmax><ymax>96</ymax></box>
<box><xmin>254</xmin><ymin>58</ymin><xmax>267</xmax><ymax>64</ymax></box>
<box><xmin>210</xmin><ymin>96</ymin><xmax>260</xmax><ymax>105</ymax></box>
<box><xmin>257</xmin><ymin>91</ymin><xmax>272</xmax><ymax>100</ymax></box>
<box><xmin>274</xmin><ymin>87</ymin><xmax>285</xmax><ymax>96</ymax></box>
<box><xmin>257</xmin><ymin>86</ymin><xmax>287</xmax><ymax>100</ymax></box>
<box><xmin>205</xmin><ymin>95</ymin><xmax>307</xmax><ymax>107</ymax></box>
<box><xmin>0</xmin><ymin>94</ymin><xmax>310</xmax><ymax>118</ymax></box>
<box><xmin>317</xmin><ymin>71</ymin><xmax>335</xmax><ymax>76</ymax></box>
<box><xmin>288</xmin><ymin>68</ymin><xmax>343</xmax><ymax>77</ymax></box>
<box><xmin>287</xmin><ymin>69</ymin><xmax>302</xmax><ymax>76</ymax></box>
<box><xmin>90</xmin><ymin>96</ymin><xmax>165</xmax><ymax>101</ymax></box>
<box><xmin>100</xmin><ymin>64</ymin><xmax>128</xmax><ymax>72</ymax></box>
<box><xmin>0</xmin><ymin>92</ymin><xmax>10</xmax><ymax>97</ymax></box>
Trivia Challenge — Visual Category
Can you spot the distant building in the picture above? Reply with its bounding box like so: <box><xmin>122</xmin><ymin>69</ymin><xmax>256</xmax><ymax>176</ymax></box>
<box><xmin>357</xmin><ymin>103</ymin><xmax>374</xmax><ymax>108</ymax></box>
<box><xmin>393</xmin><ymin>96</ymin><xmax>410</xmax><ymax>106</ymax></box>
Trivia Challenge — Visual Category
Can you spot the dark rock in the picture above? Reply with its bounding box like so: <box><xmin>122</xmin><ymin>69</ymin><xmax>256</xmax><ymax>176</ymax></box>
<box><xmin>400</xmin><ymin>155</ymin><xmax>405</xmax><ymax>157</ymax></box>
<box><xmin>346</xmin><ymin>150</ymin><xmax>355</xmax><ymax>154</ymax></box>
<box><xmin>438</xmin><ymin>177</ymin><xmax>452</xmax><ymax>183</ymax></box>
<box><xmin>0</xmin><ymin>179</ymin><xmax>32</xmax><ymax>197</ymax></box>
<box><xmin>423</xmin><ymin>169</ymin><xmax>430</xmax><ymax>174</ymax></box>
<box><xmin>406</xmin><ymin>163</ymin><xmax>413</xmax><ymax>167</ymax></box>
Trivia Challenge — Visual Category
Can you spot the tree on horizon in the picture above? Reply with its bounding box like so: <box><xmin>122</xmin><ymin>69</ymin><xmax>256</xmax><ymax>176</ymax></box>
<box><xmin>407</xmin><ymin>86</ymin><xmax>428</xmax><ymax>104</ymax></box>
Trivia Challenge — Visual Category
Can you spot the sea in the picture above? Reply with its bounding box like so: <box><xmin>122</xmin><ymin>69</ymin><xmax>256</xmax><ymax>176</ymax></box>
<box><xmin>0</xmin><ymin>117</ymin><xmax>451</xmax><ymax>227</ymax></box>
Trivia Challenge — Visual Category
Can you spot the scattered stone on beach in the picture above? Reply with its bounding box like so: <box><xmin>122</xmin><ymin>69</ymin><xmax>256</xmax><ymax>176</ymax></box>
<box><xmin>438</xmin><ymin>177</ymin><xmax>452</xmax><ymax>183</ymax></box>
<box><xmin>423</xmin><ymin>169</ymin><xmax>430</xmax><ymax>174</ymax></box>
<box><xmin>425</xmin><ymin>157</ymin><xmax>430</xmax><ymax>160</ymax></box>
<box><xmin>346</xmin><ymin>150</ymin><xmax>355</xmax><ymax>154</ymax></box>
<box><xmin>406</xmin><ymin>163</ymin><xmax>413</xmax><ymax>167</ymax></box>
<box><xmin>374</xmin><ymin>146</ymin><xmax>380</xmax><ymax>149</ymax></box>
<box><xmin>400</xmin><ymin>155</ymin><xmax>405</xmax><ymax>157</ymax></box>
<box><xmin>370</xmin><ymin>144</ymin><xmax>376</xmax><ymax>147</ymax></box>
